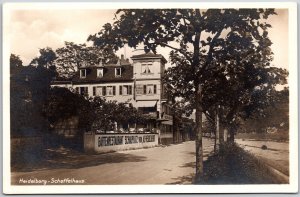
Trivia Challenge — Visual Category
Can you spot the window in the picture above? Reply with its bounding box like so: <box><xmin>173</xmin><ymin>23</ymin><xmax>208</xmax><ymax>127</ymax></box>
<box><xmin>141</xmin><ymin>84</ymin><xmax>157</xmax><ymax>95</ymax></box>
<box><xmin>78</xmin><ymin>87</ymin><xmax>88</xmax><ymax>96</ymax></box>
<box><xmin>97</xmin><ymin>68</ymin><xmax>103</xmax><ymax>78</ymax></box>
<box><xmin>93</xmin><ymin>86</ymin><xmax>103</xmax><ymax>96</ymax></box>
<box><xmin>146</xmin><ymin>85</ymin><xmax>154</xmax><ymax>95</ymax></box>
<box><xmin>141</xmin><ymin>63</ymin><xmax>153</xmax><ymax>74</ymax></box>
<box><xmin>106</xmin><ymin>86</ymin><xmax>116</xmax><ymax>96</ymax></box>
<box><xmin>80</xmin><ymin>69</ymin><xmax>86</xmax><ymax>78</ymax></box>
<box><xmin>115</xmin><ymin>68</ymin><xmax>122</xmax><ymax>77</ymax></box>
<box><xmin>120</xmin><ymin>85</ymin><xmax>132</xmax><ymax>95</ymax></box>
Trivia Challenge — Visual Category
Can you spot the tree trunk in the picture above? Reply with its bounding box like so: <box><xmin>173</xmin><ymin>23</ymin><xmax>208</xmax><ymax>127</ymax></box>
<box><xmin>214</xmin><ymin>107</ymin><xmax>220</xmax><ymax>152</ymax></box>
<box><xmin>228</xmin><ymin>127</ymin><xmax>235</xmax><ymax>143</ymax></box>
<box><xmin>195</xmin><ymin>84</ymin><xmax>203</xmax><ymax>181</ymax></box>
<box><xmin>173</xmin><ymin>114</ymin><xmax>177</xmax><ymax>143</ymax></box>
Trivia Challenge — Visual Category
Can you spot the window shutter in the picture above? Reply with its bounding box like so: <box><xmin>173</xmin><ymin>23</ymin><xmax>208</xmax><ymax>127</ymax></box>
<box><xmin>129</xmin><ymin>85</ymin><xmax>132</xmax><ymax>95</ymax></box>
<box><xmin>143</xmin><ymin>85</ymin><xmax>147</xmax><ymax>94</ymax></box>
<box><xmin>119</xmin><ymin>85</ymin><xmax>122</xmax><ymax>95</ymax></box>
<box><xmin>113</xmin><ymin>86</ymin><xmax>116</xmax><ymax>95</ymax></box>
<box><xmin>93</xmin><ymin>87</ymin><xmax>96</xmax><ymax>96</ymax></box>
<box><xmin>84</xmin><ymin>87</ymin><xmax>88</xmax><ymax>96</ymax></box>
<box><xmin>103</xmin><ymin>86</ymin><xmax>106</xmax><ymax>96</ymax></box>
<box><xmin>154</xmin><ymin>85</ymin><xmax>157</xmax><ymax>94</ymax></box>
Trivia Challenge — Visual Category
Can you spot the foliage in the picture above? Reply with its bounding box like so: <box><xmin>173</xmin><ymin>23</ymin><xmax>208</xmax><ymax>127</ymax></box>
<box><xmin>90</xmin><ymin>96</ymin><xmax>147</xmax><ymax>132</ymax></box>
<box><xmin>29</xmin><ymin>47</ymin><xmax>57</xmax><ymax>69</ymax></box>
<box><xmin>43</xmin><ymin>87</ymin><xmax>92</xmax><ymax>130</ymax></box>
<box><xmin>240</xmin><ymin>88</ymin><xmax>289</xmax><ymax>133</ymax></box>
<box><xmin>10</xmin><ymin>54</ymin><xmax>23</xmax><ymax>68</ymax></box>
<box><xmin>10</xmin><ymin>65</ymin><xmax>54</xmax><ymax>136</ymax></box>
<box><xmin>43</xmin><ymin>88</ymin><xmax>147</xmax><ymax>133</ymax></box>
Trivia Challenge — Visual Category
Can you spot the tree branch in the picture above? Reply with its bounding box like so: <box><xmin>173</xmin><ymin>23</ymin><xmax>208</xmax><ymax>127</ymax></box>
<box><xmin>201</xmin><ymin>30</ymin><xmax>223</xmax><ymax>72</ymax></box>
<box><xmin>155</xmin><ymin>41</ymin><xmax>191</xmax><ymax>60</ymax></box>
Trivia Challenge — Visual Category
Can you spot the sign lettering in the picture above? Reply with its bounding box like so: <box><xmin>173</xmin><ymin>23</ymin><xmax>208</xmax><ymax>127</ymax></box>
<box><xmin>97</xmin><ymin>134</ymin><xmax>156</xmax><ymax>147</ymax></box>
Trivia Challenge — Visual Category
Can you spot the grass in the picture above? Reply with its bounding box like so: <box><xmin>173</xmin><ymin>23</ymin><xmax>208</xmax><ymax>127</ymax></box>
<box><xmin>195</xmin><ymin>143</ymin><xmax>288</xmax><ymax>184</ymax></box>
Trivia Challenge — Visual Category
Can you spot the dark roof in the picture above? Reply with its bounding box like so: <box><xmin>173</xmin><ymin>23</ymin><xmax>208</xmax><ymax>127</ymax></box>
<box><xmin>72</xmin><ymin>64</ymin><xmax>133</xmax><ymax>84</ymax></box>
<box><xmin>131</xmin><ymin>52</ymin><xmax>167</xmax><ymax>64</ymax></box>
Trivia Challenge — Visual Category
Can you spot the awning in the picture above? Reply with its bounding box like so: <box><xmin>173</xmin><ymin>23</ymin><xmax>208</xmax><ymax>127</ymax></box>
<box><xmin>135</xmin><ymin>100</ymin><xmax>157</xmax><ymax>108</ymax></box>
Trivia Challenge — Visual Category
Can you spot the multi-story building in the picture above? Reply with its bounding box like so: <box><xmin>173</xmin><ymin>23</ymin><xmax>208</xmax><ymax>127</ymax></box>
<box><xmin>51</xmin><ymin>52</ymin><xmax>174</xmax><ymax>144</ymax></box>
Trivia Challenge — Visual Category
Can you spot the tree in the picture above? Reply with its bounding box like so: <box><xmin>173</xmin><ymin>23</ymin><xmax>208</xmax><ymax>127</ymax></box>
<box><xmin>10</xmin><ymin>54</ymin><xmax>23</xmax><ymax>69</ymax></box>
<box><xmin>200</xmin><ymin>37</ymin><xmax>288</xmax><ymax>142</ymax></box>
<box><xmin>55</xmin><ymin>42</ymin><xmax>118</xmax><ymax>79</ymax></box>
<box><xmin>43</xmin><ymin>87</ymin><xmax>93</xmax><ymax>132</ymax></box>
<box><xmin>88</xmin><ymin>8</ymin><xmax>279</xmax><ymax>180</ymax></box>
<box><xmin>91</xmin><ymin>97</ymin><xmax>147</xmax><ymax>132</ymax></box>
<box><xmin>10</xmin><ymin>65</ymin><xmax>54</xmax><ymax>136</ymax></box>
<box><xmin>10</xmin><ymin>48</ymin><xmax>60</xmax><ymax>137</ymax></box>
<box><xmin>29</xmin><ymin>47</ymin><xmax>57</xmax><ymax>68</ymax></box>
<box><xmin>240</xmin><ymin>88</ymin><xmax>289</xmax><ymax>134</ymax></box>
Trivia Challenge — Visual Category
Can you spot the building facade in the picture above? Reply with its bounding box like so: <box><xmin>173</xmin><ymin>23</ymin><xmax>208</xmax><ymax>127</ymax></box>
<box><xmin>51</xmin><ymin>53</ymin><xmax>174</xmax><ymax>143</ymax></box>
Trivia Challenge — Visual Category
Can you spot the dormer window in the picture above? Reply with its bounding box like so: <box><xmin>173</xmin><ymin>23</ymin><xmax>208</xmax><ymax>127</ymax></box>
<box><xmin>80</xmin><ymin>69</ymin><xmax>86</xmax><ymax>78</ymax></box>
<box><xmin>97</xmin><ymin>68</ymin><xmax>103</xmax><ymax>78</ymax></box>
<box><xmin>115</xmin><ymin>67</ymin><xmax>122</xmax><ymax>77</ymax></box>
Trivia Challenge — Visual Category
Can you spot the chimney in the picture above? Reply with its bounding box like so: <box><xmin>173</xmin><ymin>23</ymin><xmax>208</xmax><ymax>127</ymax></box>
<box><xmin>98</xmin><ymin>56</ymin><xmax>104</xmax><ymax>67</ymax></box>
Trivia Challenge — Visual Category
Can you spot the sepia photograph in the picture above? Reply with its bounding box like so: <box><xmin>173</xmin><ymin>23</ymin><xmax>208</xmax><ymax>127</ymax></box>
<box><xmin>2</xmin><ymin>2</ymin><xmax>298</xmax><ymax>194</ymax></box>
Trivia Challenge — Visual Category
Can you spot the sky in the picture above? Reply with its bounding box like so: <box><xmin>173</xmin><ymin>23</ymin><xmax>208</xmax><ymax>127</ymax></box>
<box><xmin>8</xmin><ymin>9</ymin><xmax>288</xmax><ymax>70</ymax></box>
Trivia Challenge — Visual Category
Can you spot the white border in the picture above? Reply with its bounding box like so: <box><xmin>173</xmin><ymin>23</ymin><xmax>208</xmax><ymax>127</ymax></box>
<box><xmin>2</xmin><ymin>2</ymin><xmax>298</xmax><ymax>194</ymax></box>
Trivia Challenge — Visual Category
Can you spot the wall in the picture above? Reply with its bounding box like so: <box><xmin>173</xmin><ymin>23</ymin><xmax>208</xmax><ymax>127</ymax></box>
<box><xmin>84</xmin><ymin>133</ymin><xmax>159</xmax><ymax>153</ymax></box>
<box><xmin>11</xmin><ymin>137</ymin><xmax>43</xmax><ymax>153</ymax></box>
<box><xmin>135</xmin><ymin>80</ymin><xmax>161</xmax><ymax>100</ymax></box>
<box><xmin>53</xmin><ymin>116</ymin><xmax>79</xmax><ymax>138</ymax></box>
<box><xmin>83</xmin><ymin>131</ymin><xmax>95</xmax><ymax>152</ymax></box>
<box><xmin>133</xmin><ymin>59</ymin><xmax>162</xmax><ymax>79</ymax></box>
<box><xmin>73</xmin><ymin>82</ymin><xmax>135</xmax><ymax>103</ymax></box>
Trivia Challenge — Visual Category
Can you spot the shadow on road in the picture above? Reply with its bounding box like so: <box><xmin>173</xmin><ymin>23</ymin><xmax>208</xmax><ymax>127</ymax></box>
<box><xmin>167</xmin><ymin>173</ymin><xmax>194</xmax><ymax>185</ymax></box>
<box><xmin>12</xmin><ymin>147</ymin><xmax>147</xmax><ymax>172</ymax></box>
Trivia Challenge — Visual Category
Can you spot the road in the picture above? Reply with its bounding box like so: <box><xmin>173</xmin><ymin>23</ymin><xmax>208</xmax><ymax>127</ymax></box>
<box><xmin>235</xmin><ymin>139</ymin><xmax>289</xmax><ymax>176</ymax></box>
<box><xmin>12</xmin><ymin>139</ymin><xmax>215</xmax><ymax>185</ymax></box>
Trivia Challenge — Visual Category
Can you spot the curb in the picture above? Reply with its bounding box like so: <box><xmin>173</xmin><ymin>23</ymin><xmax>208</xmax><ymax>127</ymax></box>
<box><xmin>237</xmin><ymin>143</ymin><xmax>289</xmax><ymax>184</ymax></box>
<box><xmin>263</xmin><ymin>163</ymin><xmax>289</xmax><ymax>183</ymax></box>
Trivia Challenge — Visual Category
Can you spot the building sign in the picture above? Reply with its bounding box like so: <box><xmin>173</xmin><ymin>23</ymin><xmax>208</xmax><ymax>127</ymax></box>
<box><xmin>98</xmin><ymin>136</ymin><xmax>123</xmax><ymax>146</ymax></box>
<box><xmin>98</xmin><ymin>134</ymin><xmax>156</xmax><ymax>147</ymax></box>
<box><xmin>136</xmin><ymin>84</ymin><xmax>143</xmax><ymax>95</ymax></box>
<box><xmin>84</xmin><ymin>133</ymin><xmax>159</xmax><ymax>153</ymax></box>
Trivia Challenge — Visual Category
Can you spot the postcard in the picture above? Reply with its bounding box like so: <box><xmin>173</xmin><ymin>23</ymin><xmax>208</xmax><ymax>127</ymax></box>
<box><xmin>2</xmin><ymin>2</ymin><xmax>298</xmax><ymax>194</ymax></box>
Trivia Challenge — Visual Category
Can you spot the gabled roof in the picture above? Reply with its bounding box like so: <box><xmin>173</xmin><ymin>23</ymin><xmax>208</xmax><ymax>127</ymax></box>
<box><xmin>131</xmin><ymin>52</ymin><xmax>167</xmax><ymax>64</ymax></box>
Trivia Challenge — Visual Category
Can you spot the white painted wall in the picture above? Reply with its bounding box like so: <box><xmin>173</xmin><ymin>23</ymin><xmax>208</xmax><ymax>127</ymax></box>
<box><xmin>133</xmin><ymin>58</ymin><xmax>162</xmax><ymax>79</ymax></box>
<box><xmin>84</xmin><ymin>133</ymin><xmax>159</xmax><ymax>153</ymax></box>
<box><xmin>73</xmin><ymin>82</ymin><xmax>134</xmax><ymax>103</ymax></box>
